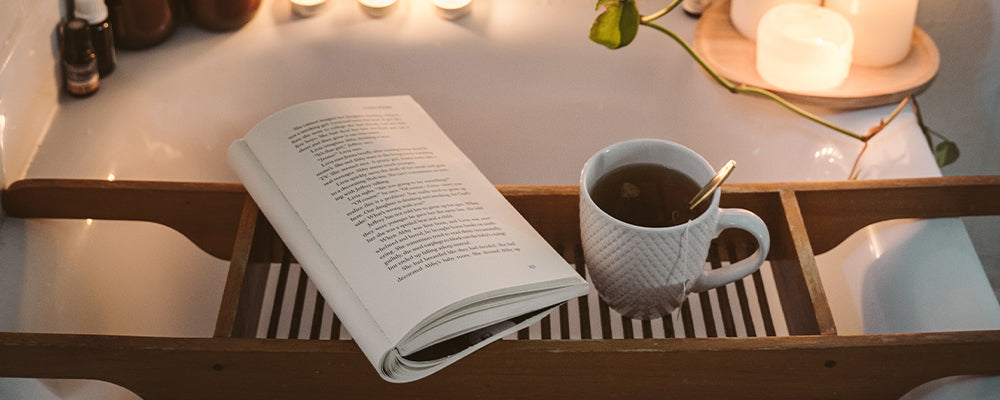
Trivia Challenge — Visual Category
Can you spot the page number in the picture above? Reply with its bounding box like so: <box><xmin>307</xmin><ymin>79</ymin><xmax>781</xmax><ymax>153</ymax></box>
<box><xmin>527</xmin><ymin>264</ymin><xmax>537</xmax><ymax>270</ymax></box>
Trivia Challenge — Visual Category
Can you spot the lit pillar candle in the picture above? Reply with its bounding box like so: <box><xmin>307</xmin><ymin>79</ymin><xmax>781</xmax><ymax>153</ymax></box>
<box><xmin>730</xmin><ymin>0</ymin><xmax>821</xmax><ymax>40</ymax></box>
<box><xmin>433</xmin><ymin>0</ymin><xmax>472</xmax><ymax>20</ymax></box>
<box><xmin>756</xmin><ymin>4</ymin><xmax>854</xmax><ymax>92</ymax></box>
<box><xmin>290</xmin><ymin>0</ymin><xmax>327</xmax><ymax>17</ymax></box>
<box><xmin>825</xmin><ymin>0</ymin><xmax>919</xmax><ymax>67</ymax></box>
<box><xmin>358</xmin><ymin>0</ymin><xmax>398</xmax><ymax>18</ymax></box>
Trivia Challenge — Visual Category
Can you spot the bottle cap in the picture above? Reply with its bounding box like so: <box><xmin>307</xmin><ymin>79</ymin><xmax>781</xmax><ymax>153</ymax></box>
<box><xmin>74</xmin><ymin>0</ymin><xmax>109</xmax><ymax>24</ymax></box>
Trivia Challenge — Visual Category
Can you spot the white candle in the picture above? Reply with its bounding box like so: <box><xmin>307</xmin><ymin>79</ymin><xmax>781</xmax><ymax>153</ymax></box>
<box><xmin>358</xmin><ymin>0</ymin><xmax>398</xmax><ymax>18</ymax></box>
<box><xmin>756</xmin><ymin>4</ymin><xmax>854</xmax><ymax>92</ymax></box>
<box><xmin>825</xmin><ymin>0</ymin><xmax>919</xmax><ymax>67</ymax></box>
<box><xmin>730</xmin><ymin>0</ymin><xmax>821</xmax><ymax>41</ymax></box>
<box><xmin>433</xmin><ymin>0</ymin><xmax>472</xmax><ymax>20</ymax></box>
<box><xmin>290</xmin><ymin>0</ymin><xmax>327</xmax><ymax>17</ymax></box>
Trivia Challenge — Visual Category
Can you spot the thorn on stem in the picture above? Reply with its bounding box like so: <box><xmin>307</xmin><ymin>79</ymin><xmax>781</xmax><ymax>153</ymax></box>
<box><xmin>865</xmin><ymin>123</ymin><xmax>885</xmax><ymax>141</ymax></box>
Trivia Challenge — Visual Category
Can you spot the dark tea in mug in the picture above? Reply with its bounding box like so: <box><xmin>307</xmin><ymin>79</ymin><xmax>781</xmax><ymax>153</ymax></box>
<box><xmin>590</xmin><ymin>163</ymin><xmax>709</xmax><ymax>228</ymax></box>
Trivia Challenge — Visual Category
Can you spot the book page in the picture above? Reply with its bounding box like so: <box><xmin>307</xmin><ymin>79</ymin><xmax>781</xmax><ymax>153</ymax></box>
<box><xmin>228</xmin><ymin>140</ymin><xmax>393</xmax><ymax>370</ymax></box>
<box><xmin>242</xmin><ymin>96</ymin><xmax>581</xmax><ymax>343</ymax></box>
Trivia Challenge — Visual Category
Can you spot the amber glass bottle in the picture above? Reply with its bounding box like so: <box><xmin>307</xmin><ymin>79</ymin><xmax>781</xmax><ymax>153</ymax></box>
<box><xmin>74</xmin><ymin>0</ymin><xmax>116</xmax><ymax>76</ymax></box>
<box><xmin>62</xmin><ymin>18</ymin><xmax>99</xmax><ymax>97</ymax></box>
<box><xmin>185</xmin><ymin>0</ymin><xmax>262</xmax><ymax>31</ymax></box>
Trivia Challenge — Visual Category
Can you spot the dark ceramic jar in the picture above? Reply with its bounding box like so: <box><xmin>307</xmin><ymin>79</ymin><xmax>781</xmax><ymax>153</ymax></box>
<box><xmin>106</xmin><ymin>0</ymin><xmax>180</xmax><ymax>50</ymax></box>
<box><xmin>185</xmin><ymin>0</ymin><xmax>262</xmax><ymax>31</ymax></box>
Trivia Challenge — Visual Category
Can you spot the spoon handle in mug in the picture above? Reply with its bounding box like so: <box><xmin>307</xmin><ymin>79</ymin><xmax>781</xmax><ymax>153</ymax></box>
<box><xmin>689</xmin><ymin>160</ymin><xmax>736</xmax><ymax>211</ymax></box>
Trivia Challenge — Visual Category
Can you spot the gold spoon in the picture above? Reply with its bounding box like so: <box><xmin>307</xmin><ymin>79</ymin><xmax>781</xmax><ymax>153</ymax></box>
<box><xmin>689</xmin><ymin>160</ymin><xmax>736</xmax><ymax>211</ymax></box>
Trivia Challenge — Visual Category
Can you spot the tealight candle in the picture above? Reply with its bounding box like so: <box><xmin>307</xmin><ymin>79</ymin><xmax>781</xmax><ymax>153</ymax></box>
<box><xmin>824</xmin><ymin>0</ymin><xmax>919</xmax><ymax>67</ymax></box>
<box><xmin>358</xmin><ymin>0</ymin><xmax>398</xmax><ymax>18</ymax></box>
<box><xmin>433</xmin><ymin>0</ymin><xmax>472</xmax><ymax>20</ymax></box>
<box><xmin>290</xmin><ymin>0</ymin><xmax>327</xmax><ymax>17</ymax></box>
<box><xmin>756</xmin><ymin>4</ymin><xmax>854</xmax><ymax>92</ymax></box>
<box><xmin>730</xmin><ymin>0</ymin><xmax>820</xmax><ymax>41</ymax></box>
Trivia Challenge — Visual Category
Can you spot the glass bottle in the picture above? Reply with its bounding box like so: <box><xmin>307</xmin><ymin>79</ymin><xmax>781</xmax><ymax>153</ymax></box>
<box><xmin>61</xmin><ymin>18</ymin><xmax>99</xmax><ymax>97</ymax></box>
<box><xmin>74</xmin><ymin>0</ymin><xmax>116</xmax><ymax>76</ymax></box>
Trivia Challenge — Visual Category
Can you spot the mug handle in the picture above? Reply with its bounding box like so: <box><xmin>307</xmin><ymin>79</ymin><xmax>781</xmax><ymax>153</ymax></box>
<box><xmin>690</xmin><ymin>208</ymin><xmax>770</xmax><ymax>292</ymax></box>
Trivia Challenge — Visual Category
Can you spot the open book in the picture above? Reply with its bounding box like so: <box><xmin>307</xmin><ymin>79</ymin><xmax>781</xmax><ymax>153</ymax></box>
<box><xmin>227</xmin><ymin>95</ymin><xmax>589</xmax><ymax>382</ymax></box>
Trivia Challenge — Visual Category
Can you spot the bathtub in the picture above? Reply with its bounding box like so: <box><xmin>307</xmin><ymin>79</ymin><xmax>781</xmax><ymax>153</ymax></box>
<box><xmin>2</xmin><ymin>0</ymin><xmax>997</xmax><ymax>398</ymax></box>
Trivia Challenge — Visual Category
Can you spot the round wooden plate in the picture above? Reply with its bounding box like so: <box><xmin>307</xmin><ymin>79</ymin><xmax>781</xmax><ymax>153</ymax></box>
<box><xmin>692</xmin><ymin>0</ymin><xmax>940</xmax><ymax>109</ymax></box>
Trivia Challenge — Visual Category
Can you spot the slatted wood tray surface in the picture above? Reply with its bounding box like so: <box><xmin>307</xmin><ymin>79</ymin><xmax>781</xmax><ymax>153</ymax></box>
<box><xmin>247</xmin><ymin>234</ymin><xmax>785</xmax><ymax>342</ymax></box>
<box><xmin>2</xmin><ymin>176</ymin><xmax>1000</xmax><ymax>399</ymax></box>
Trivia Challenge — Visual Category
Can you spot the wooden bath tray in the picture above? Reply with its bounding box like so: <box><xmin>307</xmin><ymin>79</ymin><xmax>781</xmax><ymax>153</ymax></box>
<box><xmin>2</xmin><ymin>176</ymin><xmax>999</xmax><ymax>399</ymax></box>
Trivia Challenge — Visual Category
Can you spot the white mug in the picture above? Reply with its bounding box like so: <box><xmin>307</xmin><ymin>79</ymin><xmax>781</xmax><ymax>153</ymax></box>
<box><xmin>580</xmin><ymin>139</ymin><xmax>770</xmax><ymax>319</ymax></box>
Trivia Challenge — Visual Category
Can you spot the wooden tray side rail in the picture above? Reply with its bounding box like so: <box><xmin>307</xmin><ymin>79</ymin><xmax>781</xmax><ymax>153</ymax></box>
<box><xmin>10</xmin><ymin>177</ymin><xmax>995</xmax><ymax>263</ymax></box>
<box><xmin>785</xmin><ymin>177</ymin><xmax>1000</xmax><ymax>254</ymax></box>
<box><xmin>2</xmin><ymin>179</ymin><xmax>248</xmax><ymax>260</ymax></box>
<box><xmin>2</xmin><ymin>176</ymin><xmax>1000</xmax><ymax>399</ymax></box>
<box><xmin>3</xmin><ymin>176</ymin><xmax>1000</xmax><ymax>260</ymax></box>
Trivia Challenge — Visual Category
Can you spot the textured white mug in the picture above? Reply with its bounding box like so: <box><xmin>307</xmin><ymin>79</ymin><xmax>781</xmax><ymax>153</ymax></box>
<box><xmin>580</xmin><ymin>139</ymin><xmax>770</xmax><ymax>319</ymax></box>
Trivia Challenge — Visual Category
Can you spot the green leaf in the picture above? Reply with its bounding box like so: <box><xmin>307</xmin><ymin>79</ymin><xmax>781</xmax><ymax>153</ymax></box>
<box><xmin>934</xmin><ymin>140</ymin><xmax>960</xmax><ymax>167</ymax></box>
<box><xmin>589</xmin><ymin>0</ymin><xmax>640</xmax><ymax>49</ymax></box>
